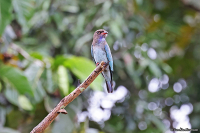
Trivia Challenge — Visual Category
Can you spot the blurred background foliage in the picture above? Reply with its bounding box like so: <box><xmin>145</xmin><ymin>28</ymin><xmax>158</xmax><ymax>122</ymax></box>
<box><xmin>0</xmin><ymin>0</ymin><xmax>200</xmax><ymax>133</ymax></box>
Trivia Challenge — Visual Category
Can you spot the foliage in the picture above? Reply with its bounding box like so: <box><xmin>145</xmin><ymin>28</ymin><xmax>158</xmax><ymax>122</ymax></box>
<box><xmin>0</xmin><ymin>0</ymin><xmax>200</xmax><ymax>133</ymax></box>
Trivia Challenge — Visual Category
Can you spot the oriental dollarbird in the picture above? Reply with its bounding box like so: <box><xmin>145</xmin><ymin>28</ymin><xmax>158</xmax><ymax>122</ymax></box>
<box><xmin>91</xmin><ymin>29</ymin><xmax>114</xmax><ymax>93</ymax></box>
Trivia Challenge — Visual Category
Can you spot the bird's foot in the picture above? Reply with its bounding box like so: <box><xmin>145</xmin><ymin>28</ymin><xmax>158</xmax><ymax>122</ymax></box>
<box><xmin>103</xmin><ymin>61</ymin><xmax>109</xmax><ymax>67</ymax></box>
<box><xmin>99</xmin><ymin>61</ymin><xmax>109</xmax><ymax>69</ymax></box>
<box><xmin>96</xmin><ymin>62</ymin><xmax>100</xmax><ymax>66</ymax></box>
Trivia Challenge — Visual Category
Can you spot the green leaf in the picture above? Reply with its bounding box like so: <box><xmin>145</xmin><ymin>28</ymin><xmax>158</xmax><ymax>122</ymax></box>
<box><xmin>12</xmin><ymin>0</ymin><xmax>34</xmax><ymax>33</ymax></box>
<box><xmin>110</xmin><ymin>21</ymin><xmax>122</xmax><ymax>38</ymax></box>
<box><xmin>0</xmin><ymin>0</ymin><xmax>13</xmax><ymax>35</ymax></box>
<box><xmin>148</xmin><ymin>114</ymin><xmax>167</xmax><ymax>132</ymax></box>
<box><xmin>24</xmin><ymin>59</ymin><xmax>44</xmax><ymax>83</ymax></box>
<box><xmin>0</xmin><ymin>65</ymin><xmax>33</xmax><ymax>96</ymax></box>
<box><xmin>162</xmin><ymin>63</ymin><xmax>172</xmax><ymax>74</ymax></box>
<box><xmin>23</xmin><ymin>63</ymin><xmax>45</xmax><ymax>102</ymax></box>
<box><xmin>74</xmin><ymin>32</ymin><xmax>93</xmax><ymax>52</ymax></box>
<box><xmin>64</xmin><ymin>56</ymin><xmax>103</xmax><ymax>91</ymax></box>
<box><xmin>53</xmin><ymin>56</ymin><xmax>67</xmax><ymax>69</ymax></box>
<box><xmin>57</xmin><ymin>65</ymin><xmax>69</xmax><ymax>95</ymax></box>
<box><xmin>4</xmin><ymin>88</ymin><xmax>19</xmax><ymax>106</ymax></box>
<box><xmin>149</xmin><ymin>61</ymin><xmax>162</xmax><ymax>77</ymax></box>
<box><xmin>46</xmin><ymin>67</ymin><xmax>54</xmax><ymax>93</ymax></box>
<box><xmin>47</xmin><ymin>31</ymin><xmax>61</xmax><ymax>47</ymax></box>
<box><xmin>32</xmin><ymin>80</ymin><xmax>46</xmax><ymax>103</ymax></box>
<box><xmin>30</xmin><ymin>52</ymin><xmax>43</xmax><ymax>60</ymax></box>
<box><xmin>18</xmin><ymin>95</ymin><xmax>33</xmax><ymax>111</ymax></box>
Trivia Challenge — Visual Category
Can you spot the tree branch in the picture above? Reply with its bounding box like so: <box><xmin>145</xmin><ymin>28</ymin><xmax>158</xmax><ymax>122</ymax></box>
<box><xmin>30</xmin><ymin>61</ymin><xmax>107</xmax><ymax>133</ymax></box>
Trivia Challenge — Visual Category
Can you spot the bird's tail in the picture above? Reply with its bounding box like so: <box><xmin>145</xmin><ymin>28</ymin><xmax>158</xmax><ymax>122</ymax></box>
<box><xmin>106</xmin><ymin>81</ymin><xmax>113</xmax><ymax>93</ymax></box>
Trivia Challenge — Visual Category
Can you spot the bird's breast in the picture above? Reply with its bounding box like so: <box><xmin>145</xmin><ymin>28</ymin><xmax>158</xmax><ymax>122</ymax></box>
<box><xmin>93</xmin><ymin>46</ymin><xmax>108</xmax><ymax>63</ymax></box>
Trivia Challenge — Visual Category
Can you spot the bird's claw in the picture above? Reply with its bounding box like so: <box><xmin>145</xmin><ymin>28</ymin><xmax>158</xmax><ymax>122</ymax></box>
<box><xmin>103</xmin><ymin>61</ymin><xmax>109</xmax><ymax>68</ymax></box>
<box><xmin>96</xmin><ymin>62</ymin><xmax>100</xmax><ymax>66</ymax></box>
<box><xmin>99</xmin><ymin>61</ymin><xmax>109</xmax><ymax>69</ymax></box>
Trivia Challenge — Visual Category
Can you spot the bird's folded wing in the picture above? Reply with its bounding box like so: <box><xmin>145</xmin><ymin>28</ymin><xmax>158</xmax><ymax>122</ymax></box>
<box><xmin>91</xmin><ymin>45</ymin><xmax>96</xmax><ymax>63</ymax></box>
<box><xmin>104</xmin><ymin>44</ymin><xmax>113</xmax><ymax>71</ymax></box>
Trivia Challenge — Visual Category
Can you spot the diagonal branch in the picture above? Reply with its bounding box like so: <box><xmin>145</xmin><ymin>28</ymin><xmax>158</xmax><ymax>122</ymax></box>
<box><xmin>30</xmin><ymin>61</ymin><xmax>108</xmax><ymax>133</ymax></box>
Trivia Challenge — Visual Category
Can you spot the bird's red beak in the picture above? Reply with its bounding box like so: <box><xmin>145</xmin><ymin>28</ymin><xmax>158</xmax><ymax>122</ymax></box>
<box><xmin>102</xmin><ymin>31</ymin><xmax>108</xmax><ymax>35</ymax></box>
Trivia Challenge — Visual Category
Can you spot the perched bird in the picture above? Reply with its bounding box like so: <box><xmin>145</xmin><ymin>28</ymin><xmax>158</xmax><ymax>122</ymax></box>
<box><xmin>91</xmin><ymin>29</ymin><xmax>114</xmax><ymax>93</ymax></box>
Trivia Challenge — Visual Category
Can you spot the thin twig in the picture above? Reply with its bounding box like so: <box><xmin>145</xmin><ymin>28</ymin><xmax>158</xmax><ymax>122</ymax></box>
<box><xmin>30</xmin><ymin>61</ymin><xmax>108</xmax><ymax>133</ymax></box>
<box><xmin>10</xmin><ymin>43</ymin><xmax>30</xmax><ymax>59</ymax></box>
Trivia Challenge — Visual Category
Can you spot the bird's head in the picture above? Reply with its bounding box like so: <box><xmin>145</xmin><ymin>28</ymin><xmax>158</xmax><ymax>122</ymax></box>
<box><xmin>93</xmin><ymin>29</ymin><xmax>108</xmax><ymax>40</ymax></box>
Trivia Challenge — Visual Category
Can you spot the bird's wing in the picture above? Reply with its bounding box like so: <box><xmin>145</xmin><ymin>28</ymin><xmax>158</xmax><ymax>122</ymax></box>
<box><xmin>104</xmin><ymin>44</ymin><xmax>113</xmax><ymax>72</ymax></box>
<box><xmin>91</xmin><ymin>45</ymin><xmax>96</xmax><ymax>63</ymax></box>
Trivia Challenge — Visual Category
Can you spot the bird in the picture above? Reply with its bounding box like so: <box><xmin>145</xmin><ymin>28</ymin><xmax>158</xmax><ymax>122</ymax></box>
<box><xmin>91</xmin><ymin>29</ymin><xmax>114</xmax><ymax>93</ymax></box>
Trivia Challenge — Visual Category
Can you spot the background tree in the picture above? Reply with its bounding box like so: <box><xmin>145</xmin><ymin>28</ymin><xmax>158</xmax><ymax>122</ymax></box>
<box><xmin>0</xmin><ymin>0</ymin><xmax>200</xmax><ymax>132</ymax></box>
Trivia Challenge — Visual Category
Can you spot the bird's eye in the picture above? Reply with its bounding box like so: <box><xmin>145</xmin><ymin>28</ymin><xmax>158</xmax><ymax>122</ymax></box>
<box><xmin>97</xmin><ymin>31</ymin><xmax>100</xmax><ymax>34</ymax></box>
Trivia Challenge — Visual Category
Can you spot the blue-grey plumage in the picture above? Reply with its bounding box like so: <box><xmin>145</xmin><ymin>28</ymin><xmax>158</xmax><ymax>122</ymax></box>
<box><xmin>91</xmin><ymin>29</ymin><xmax>113</xmax><ymax>93</ymax></box>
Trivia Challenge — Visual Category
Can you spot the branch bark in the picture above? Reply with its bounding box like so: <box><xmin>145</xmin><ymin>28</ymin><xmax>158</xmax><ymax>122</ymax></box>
<box><xmin>31</xmin><ymin>61</ymin><xmax>107</xmax><ymax>133</ymax></box>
